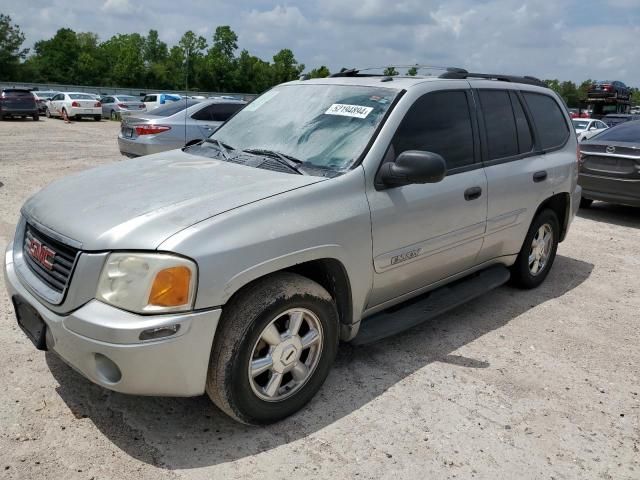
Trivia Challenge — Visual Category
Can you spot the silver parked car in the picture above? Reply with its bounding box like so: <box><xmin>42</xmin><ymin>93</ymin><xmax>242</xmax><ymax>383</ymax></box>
<box><xmin>118</xmin><ymin>98</ymin><xmax>246</xmax><ymax>157</ymax></box>
<box><xmin>5</xmin><ymin>68</ymin><xmax>580</xmax><ymax>425</ymax></box>
<box><xmin>101</xmin><ymin>95</ymin><xmax>146</xmax><ymax>120</ymax></box>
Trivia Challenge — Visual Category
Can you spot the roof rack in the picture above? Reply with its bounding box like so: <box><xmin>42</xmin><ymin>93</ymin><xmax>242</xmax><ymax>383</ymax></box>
<box><xmin>439</xmin><ymin>68</ymin><xmax>547</xmax><ymax>88</ymax></box>
<box><xmin>329</xmin><ymin>65</ymin><xmax>548</xmax><ymax>88</ymax></box>
<box><xmin>329</xmin><ymin>65</ymin><xmax>457</xmax><ymax>78</ymax></box>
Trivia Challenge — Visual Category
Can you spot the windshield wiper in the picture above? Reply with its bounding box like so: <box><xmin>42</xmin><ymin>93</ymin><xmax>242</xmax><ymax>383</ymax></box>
<box><xmin>204</xmin><ymin>138</ymin><xmax>234</xmax><ymax>160</ymax></box>
<box><xmin>242</xmin><ymin>148</ymin><xmax>306</xmax><ymax>175</ymax></box>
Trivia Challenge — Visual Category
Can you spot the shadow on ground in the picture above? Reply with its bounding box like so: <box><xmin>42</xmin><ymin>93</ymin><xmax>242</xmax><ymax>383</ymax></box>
<box><xmin>46</xmin><ymin>255</ymin><xmax>593</xmax><ymax>469</ymax></box>
<box><xmin>577</xmin><ymin>201</ymin><xmax>639</xmax><ymax>229</ymax></box>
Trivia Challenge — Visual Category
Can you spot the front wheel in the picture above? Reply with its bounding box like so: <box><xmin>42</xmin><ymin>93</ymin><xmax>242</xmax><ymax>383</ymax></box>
<box><xmin>510</xmin><ymin>209</ymin><xmax>559</xmax><ymax>289</ymax></box>
<box><xmin>45</xmin><ymin>107</ymin><xmax>51</xmax><ymax>118</ymax></box>
<box><xmin>206</xmin><ymin>272</ymin><xmax>339</xmax><ymax>425</ymax></box>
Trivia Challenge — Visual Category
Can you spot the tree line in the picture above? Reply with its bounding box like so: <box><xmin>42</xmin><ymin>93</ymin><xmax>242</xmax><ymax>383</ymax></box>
<box><xmin>0</xmin><ymin>14</ymin><xmax>331</xmax><ymax>93</ymax></box>
<box><xmin>1</xmin><ymin>13</ymin><xmax>639</xmax><ymax>101</ymax></box>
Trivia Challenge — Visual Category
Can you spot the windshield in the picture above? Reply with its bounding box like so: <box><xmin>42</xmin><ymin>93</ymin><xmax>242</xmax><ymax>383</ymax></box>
<box><xmin>209</xmin><ymin>84</ymin><xmax>398</xmax><ymax>172</ymax></box>
<box><xmin>592</xmin><ymin>121</ymin><xmax>640</xmax><ymax>142</ymax></box>
<box><xmin>147</xmin><ymin>99</ymin><xmax>200</xmax><ymax>116</ymax></box>
<box><xmin>573</xmin><ymin>120</ymin><xmax>589</xmax><ymax>129</ymax></box>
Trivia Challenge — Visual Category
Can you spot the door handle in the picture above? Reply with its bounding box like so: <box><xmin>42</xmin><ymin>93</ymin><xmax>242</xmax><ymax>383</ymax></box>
<box><xmin>464</xmin><ymin>186</ymin><xmax>482</xmax><ymax>201</ymax></box>
<box><xmin>533</xmin><ymin>170</ymin><xmax>548</xmax><ymax>182</ymax></box>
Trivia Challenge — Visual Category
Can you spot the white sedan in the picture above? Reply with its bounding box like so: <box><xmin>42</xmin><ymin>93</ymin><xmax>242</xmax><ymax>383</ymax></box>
<box><xmin>573</xmin><ymin>118</ymin><xmax>608</xmax><ymax>142</ymax></box>
<box><xmin>46</xmin><ymin>92</ymin><xmax>102</xmax><ymax>121</ymax></box>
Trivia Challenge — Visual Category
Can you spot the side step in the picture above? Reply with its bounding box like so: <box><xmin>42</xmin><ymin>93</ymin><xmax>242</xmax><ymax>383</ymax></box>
<box><xmin>351</xmin><ymin>265</ymin><xmax>511</xmax><ymax>345</ymax></box>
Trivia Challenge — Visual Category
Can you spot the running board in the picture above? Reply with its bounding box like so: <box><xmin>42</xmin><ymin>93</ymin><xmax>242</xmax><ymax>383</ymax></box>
<box><xmin>352</xmin><ymin>265</ymin><xmax>511</xmax><ymax>345</ymax></box>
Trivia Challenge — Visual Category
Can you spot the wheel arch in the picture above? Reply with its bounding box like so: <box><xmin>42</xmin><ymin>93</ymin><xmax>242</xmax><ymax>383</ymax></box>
<box><xmin>220</xmin><ymin>255</ymin><xmax>355</xmax><ymax>341</ymax></box>
<box><xmin>534</xmin><ymin>192</ymin><xmax>570</xmax><ymax>242</ymax></box>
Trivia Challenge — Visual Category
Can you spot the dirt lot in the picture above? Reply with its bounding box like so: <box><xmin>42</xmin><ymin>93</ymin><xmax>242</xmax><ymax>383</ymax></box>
<box><xmin>0</xmin><ymin>117</ymin><xmax>638</xmax><ymax>480</ymax></box>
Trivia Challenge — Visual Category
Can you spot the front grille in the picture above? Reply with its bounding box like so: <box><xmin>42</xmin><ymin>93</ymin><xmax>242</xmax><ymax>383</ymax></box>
<box><xmin>23</xmin><ymin>224</ymin><xmax>79</xmax><ymax>294</ymax></box>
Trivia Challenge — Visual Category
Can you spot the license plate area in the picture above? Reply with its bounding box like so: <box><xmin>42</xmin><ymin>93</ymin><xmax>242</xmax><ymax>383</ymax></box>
<box><xmin>13</xmin><ymin>296</ymin><xmax>47</xmax><ymax>350</ymax></box>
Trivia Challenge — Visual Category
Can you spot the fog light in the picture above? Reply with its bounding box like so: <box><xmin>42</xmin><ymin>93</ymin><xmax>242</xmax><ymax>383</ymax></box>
<box><xmin>94</xmin><ymin>353</ymin><xmax>122</xmax><ymax>383</ymax></box>
<box><xmin>139</xmin><ymin>324</ymin><xmax>180</xmax><ymax>341</ymax></box>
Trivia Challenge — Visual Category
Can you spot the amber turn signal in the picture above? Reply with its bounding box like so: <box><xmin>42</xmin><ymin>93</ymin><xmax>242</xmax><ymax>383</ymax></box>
<box><xmin>148</xmin><ymin>266</ymin><xmax>192</xmax><ymax>307</ymax></box>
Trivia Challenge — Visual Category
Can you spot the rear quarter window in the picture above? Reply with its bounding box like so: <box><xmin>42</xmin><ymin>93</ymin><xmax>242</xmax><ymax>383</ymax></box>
<box><xmin>522</xmin><ymin>92</ymin><xmax>569</xmax><ymax>150</ymax></box>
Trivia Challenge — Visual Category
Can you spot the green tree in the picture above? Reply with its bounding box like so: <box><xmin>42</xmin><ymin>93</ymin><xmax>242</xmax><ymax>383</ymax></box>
<box><xmin>144</xmin><ymin>29</ymin><xmax>167</xmax><ymax>63</ymax></box>
<box><xmin>271</xmin><ymin>48</ymin><xmax>304</xmax><ymax>84</ymax></box>
<box><xmin>309</xmin><ymin>65</ymin><xmax>330</xmax><ymax>78</ymax></box>
<box><xmin>407</xmin><ymin>66</ymin><xmax>418</xmax><ymax>76</ymax></box>
<box><xmin>0</xmin><ymin>14</ymin><xmax>28</xmax><ymax>80</ymax></box>
<box><xmin>199</xmin><ymin>26</ymin><xmax>238</xmax><ymax>91</ymax></box>
<box><xmin>383</xmin><ymin>66</ymin><xmax>399</xmax><ymax>76</ymax></box>
<box><xmin>100</xmin><ymin>33</ymin><xmax>146</xmax><ymax>87</ymax></box>
<box><xmin>31</xmin><ymin>28</ymin><xmax>81</xmax><ymax>83</ymax></box>
<box><xmin>233</xmin><ymin>49</ymin><xmax>273</xmax><ymax>93</ymax></box>
<box><xmin>178</xmin><ymin>30</ymin><xmax>206</xmax><ymax>90</ymax></box>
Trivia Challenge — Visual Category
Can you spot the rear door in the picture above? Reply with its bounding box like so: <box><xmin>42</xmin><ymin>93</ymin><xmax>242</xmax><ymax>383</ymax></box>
<box><xmin>476</xmin><ymin>85</ymin><xmax>572</xmax><ymax>262</ymax></box>
<box><xmin>366</xmin><ymin>87</ymin><xmax>488</xmax><ymax>307</ymax></box>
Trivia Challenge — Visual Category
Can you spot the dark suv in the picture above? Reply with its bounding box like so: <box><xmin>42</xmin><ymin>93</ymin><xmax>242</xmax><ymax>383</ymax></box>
<box><xmin>0</xmin><ymin>89</ymin><xmax>39</xmax><ymax>121</ymax></box>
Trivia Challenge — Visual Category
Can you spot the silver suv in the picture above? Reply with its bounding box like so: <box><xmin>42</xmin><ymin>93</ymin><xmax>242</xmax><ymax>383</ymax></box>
<box><xmin>4</xmin><ymin>68</ymin><xmax>581</xmax><ymax>424</ymax></box>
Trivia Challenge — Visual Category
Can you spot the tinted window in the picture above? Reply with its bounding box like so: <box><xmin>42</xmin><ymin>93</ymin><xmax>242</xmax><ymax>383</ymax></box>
<box><xmin>116</xmin><ymin>95</ymin><xmax>137</xmax><ymax>102</ymax></box>
<box><xmin>592</xmin><ymin>121</ymin><xmax>640</xmax><ymax>142</ymax></box>
<box><xmin>143</xmin><ymin>95</ymin><xmax>156</xmax><ymax>102</ymax></box>
<box><xmin>391</xmin><ymin>91</ymin><xmax>475</xmax><ymax>169</ymax></box>
<box><xmin>147</xmin><ymin>99</ymin><xmax>199</xmax><ymax>117</ymax></box>
<box><xmin>511</xmin><ymin>93</ymin><xmax>533</xmax><ymax>153</ymax></box>
<box><xmin>3</xmin><ymin>89</ymin><xmax>33</xmax><ymax>97</ymax></box>
<box><xmin>573</xmin><ymin>120</ymin><xmax>589</xmax><ymax>129</ymax></box>
<box><xmin>192</xmin><ymin>103</ymin><xmax>243</xmax><ymax>121</ymax></box>
<box><xmin>479</xmin><ymin>90</ymin><xmax>518</xmax><ymax>159</ymax></box>
<box><xmin>102</xmin><ymin>97</ymin><xmax>113</xmax><ymax>104</ymax></box>
<box><xmin>69</xmin><ymin>94</ymin><xmax>94</xmax><ymax>100</ymax></box>
<box><xmin>522</xmin><ymin>92</ymin><xmax>569</xmax><ymax>149</ymax></box>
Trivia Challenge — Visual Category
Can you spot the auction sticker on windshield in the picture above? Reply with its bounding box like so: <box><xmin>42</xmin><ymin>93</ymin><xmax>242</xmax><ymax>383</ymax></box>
<box><xmin>325</xmin><ymin>104</ymin><xmax>373</xmax><ymax>119</ymax></box>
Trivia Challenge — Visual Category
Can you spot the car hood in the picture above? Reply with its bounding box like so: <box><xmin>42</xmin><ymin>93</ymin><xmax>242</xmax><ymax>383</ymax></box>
<box><xmin>21</xmin><ymin>150</ymin><xmax>326</xmax><ymax>250</ymax></box>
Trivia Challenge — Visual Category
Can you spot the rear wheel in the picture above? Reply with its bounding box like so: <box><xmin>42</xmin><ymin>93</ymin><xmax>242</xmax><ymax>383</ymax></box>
<box><xmin>206</xmin><ymin>272</ymin><xmax>339</xmax><ymax>425</ymax></box>
<box><xmin>45</xmin><ymin>107</ymin><xmax>51</xmax><ymax>118</ymax></box>
<box><xmin>110</xmin><ymin>110</ymin><xmax>118</xmax><ymax>120</ymax></box>
<box><xmin>510</xmin><ymin>209</ymin><xmax>559</xmax><ymax>289</ymax></box>
<box><xmin>94</xmin><ymin>115</ymin><xmax>101</xmax><ymax>121</ymax></box>
<box><xmin>32</xmin><ymin>113</ymin><xmax>39</xmax><ymax>121</ymax></box>
<box><xmin>579</xmin><ymin>197</ymin><xmax>593</xmax><ymax>209</ymax></box>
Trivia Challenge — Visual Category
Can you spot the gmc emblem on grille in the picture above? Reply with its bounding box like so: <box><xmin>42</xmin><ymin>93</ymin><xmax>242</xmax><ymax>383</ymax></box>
<box><xmin>26</xmin><ymin>238</ymin><xmax>56</xmax><ymax>270</ymax></box>
<box><xmin>606</xmin><ymin>145</ymin><xmax>616</xmax><ymax>153</ymax></box>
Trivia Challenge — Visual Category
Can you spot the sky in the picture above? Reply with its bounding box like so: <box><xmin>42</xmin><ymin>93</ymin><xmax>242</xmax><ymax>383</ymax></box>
<box><xmin>2</xmin><ymin>0</ymin><xmax>640</xmax><ymax>86</ymax></box>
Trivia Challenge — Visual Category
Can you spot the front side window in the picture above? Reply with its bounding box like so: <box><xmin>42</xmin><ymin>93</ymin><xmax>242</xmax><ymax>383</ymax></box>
<box><xmin>208</xmin><ymin>84</ymin><xmax>399</xmax><ymax>172</ymax></box>
<box><xmin>390</xmin><ymin>90</ymin><xmax>475</xmax><ymax>170</ymax></box>
<box><xmin>522</xmin><ymin>92</ymin><xmax>569</xmax><ymax>150</ymax></box>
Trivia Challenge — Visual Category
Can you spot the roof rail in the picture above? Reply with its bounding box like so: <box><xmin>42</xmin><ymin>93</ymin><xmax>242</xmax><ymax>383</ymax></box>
<box><xmin>329</xmin><ymin>65</ymin><xmax>464</xmax><ymax>78</ymax></box>
<box><xmin>439</xmin><ymin>68</ymin><xmax>547</xmax><ymax>88</ymax></box>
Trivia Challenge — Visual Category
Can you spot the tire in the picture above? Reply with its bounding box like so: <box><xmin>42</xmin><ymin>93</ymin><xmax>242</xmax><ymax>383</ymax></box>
<box><xmin>94</xmin><ymin>115</ymin><xmax>101</xmax><ymax>121</ymax></box>
<box><xmin>110</xmin><ymin>110</ymin><xmax>118</xmax><ymax>120</ymax></box>
<box><xmin>45</xmin><ymin>107</ymin><xmax>51</xmax><ymax>118</ymax></box>
<box><xmin>32</xmin><ymin>113</ymin><xmax>39</xmax><ymax>121</ymax></box>
<box><xmin>580</xmin><ymin>197</ymin><xmax>593</xmax><ymax>209</ymax></box>
<box><xmin>74</xmin><ymin>115</ymin><xmax>82</xmax><ymax>121</ymax></box>
<box><xmin>510</xmin><ymin>209</ymin><xmax>560</xmax><ymax>289</ymax></box>
<box><xmin>206</xmin><ymin>272</ymin><xmax>339</xmax><ymax>425</ymax></box>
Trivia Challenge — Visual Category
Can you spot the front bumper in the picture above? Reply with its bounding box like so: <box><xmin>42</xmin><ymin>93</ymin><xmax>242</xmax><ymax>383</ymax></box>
<box><xmin>4</xmin><ymin>242</ymin><xmax>221</xmax><ymax>396</ymax></box>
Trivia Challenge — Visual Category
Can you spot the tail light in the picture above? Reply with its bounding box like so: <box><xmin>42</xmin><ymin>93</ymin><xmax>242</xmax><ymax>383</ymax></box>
<box><xmin>117</xmin><ymin>103</ymin><xmax>127</xmax><ymax>109</ymax></box>
<box><xmin>134</xmin><ymin>125</ymin><xmax>171</xmax><ymax>135</ymax></box>
<box><xmin>95</xmin><ymin>102</ymin><xmax>102</xmax><ymax>107</ymax></box>
<box><xmin>604</xmin><ymin>85</ymin><xmax>611</xmax><ymax>91</ymax></box>
<box><xmin>71</xmin><ymin>101</ymin><xmax>80</xmax><ymax>107</ymax></box>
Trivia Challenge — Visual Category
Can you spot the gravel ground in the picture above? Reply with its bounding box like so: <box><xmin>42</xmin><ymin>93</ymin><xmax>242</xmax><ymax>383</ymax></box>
<box><xmin>0</xmin><ymin>117</ymin><xmax>638</xmax><ymax>480</ymax></box>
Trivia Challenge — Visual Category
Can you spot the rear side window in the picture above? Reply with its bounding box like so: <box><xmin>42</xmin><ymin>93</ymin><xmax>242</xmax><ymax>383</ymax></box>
<box><xmin>522</xmin><ymin>92</ymin><xmax>569</xmax><ymax>150</ymax></box>
<box><xmin>192</xmin><ymin>103</ymin><xmax>244</xmax><ymax>121</ymax></box>
<box><xmin>591</xmin><ymin>121</ymin><xmax>640</xmax><ymax>142</ymax></box>
<box><xmin>143</xmin><ymin>95</ymin><xmax>156</xmax><ymax>102</ymax></box>
<box><xmin>478</xmin><ymin>90</ymin><xmax>518</xmax><ymax>159</ymax></box>
<box><xmin>511</xmin><ymin>93</ymin><xmax>533</xmax><ymax>153</ymax></box>
<box><xmin>391</xmin><ymin>90</ymin><xmax>475</xmax><ymax>170</ymax></box>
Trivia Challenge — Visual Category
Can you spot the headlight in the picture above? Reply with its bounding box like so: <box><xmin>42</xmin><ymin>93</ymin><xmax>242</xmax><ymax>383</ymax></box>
<box><xmin>96</xmin><ymin>253</ymin><xmax>197</xmax><ymax>314</ymax></box>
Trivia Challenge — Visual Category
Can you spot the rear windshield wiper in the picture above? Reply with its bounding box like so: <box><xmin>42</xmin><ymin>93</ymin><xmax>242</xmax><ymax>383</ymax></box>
<box><xmin>204</xmin><ymin>138</ymin><xmax>234</xmax><ymax>160</ymax></box>
<box><xmin>243</xmin><ymin>148</ymin><xmax>306</xmax><ymax>175</ymax></box>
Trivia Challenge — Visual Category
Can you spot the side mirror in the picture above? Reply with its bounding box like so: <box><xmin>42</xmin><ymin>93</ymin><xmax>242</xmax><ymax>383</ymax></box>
<box><xmin>378</xmin><ymin>150</ymin><xmax>447</xmax><ymax>188</ymax></box>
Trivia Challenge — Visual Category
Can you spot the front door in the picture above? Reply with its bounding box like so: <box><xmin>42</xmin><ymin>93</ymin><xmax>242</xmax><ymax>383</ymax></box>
<box><xmin>366</xmin><ymin>88</ymin><xmax>488</xmax><ymax>308</ymax></box>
